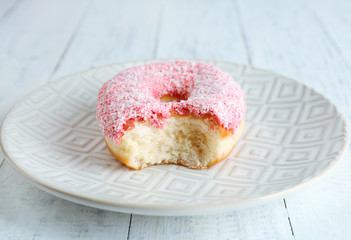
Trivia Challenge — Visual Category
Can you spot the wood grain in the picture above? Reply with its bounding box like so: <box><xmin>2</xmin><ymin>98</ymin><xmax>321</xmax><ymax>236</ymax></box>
<box><xmin>285</xmin><ymin>152</ymin><xmax>351</xmax><ymax>240</ymax></box>
<box><xmin>309</xmin><ymin>0</ymin><xmax>351</xmax><ymax>66</ymax></box>
<box><xmin>0</xmin><ymin>0</ymin><xmax>19</xmax><ymax>20</ymax></box>
<box><xmin>237</xmin><ymin>0</ymin><xmax>351</xmax><ymax>239</ymax></box>
<box><xmin>0</xmin><ymin>163</ymin><xmax>131</xmax><ymax>240</ymax></box>
<box><xmin>51</xmin><ymin>0</ymin><xmax>163</xmax><ymax>80</ymax></box>
<box><xmin>0</xmin><ymin>0</ymin><xmax>132</xmax><ymax>239</ymax></box>
<box><xmin>154</xmin><ymin>0</ymin><xmax>249</xmax><ymax>63</ymax></box>
<box><xmin>0</xmin><ymin>0</ymin><xmax>90</xmax><ymax>119</ymax></box>
<box><xmin>237</xmin><ymin>0</ymin><xmax>351</xmax><ymax>121</ymax></box>
<box><xmin>0</xmin><ymin>0</ymin><xmax>350</xmax><ymax>239</ymax></box>
<box><xmin>129</xmin><ymin>202</ymin><xmax>294</xmax><ymax>240</ymax></box>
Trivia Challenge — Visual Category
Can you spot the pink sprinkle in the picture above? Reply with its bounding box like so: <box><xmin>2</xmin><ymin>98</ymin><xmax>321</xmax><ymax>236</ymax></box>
<box><xmin>96</xmin><ymin>61</ymin><xmax>246</xmax><ymax>144</ymax></box>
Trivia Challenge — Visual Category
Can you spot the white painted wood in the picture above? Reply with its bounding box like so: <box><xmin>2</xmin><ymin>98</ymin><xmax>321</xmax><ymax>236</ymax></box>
<box><xmin>237</xmin><ymin>0</ymin><xmax>351</xmax><ymax>121</ymax></box>
<box><xmin>0</xmin><ymin>163</ymin><xmax>131</xmax><ymax>240</ymax></box>
<box><xmin>236</xmin><ymin>0</ymin><xmax>351</xmax><ymax>239</ymax></box>
<box><xmin>51</xmin><ymin>0</ymin><xmax>163</xmax><ymax>80</ymax></box>
<box><xmin>0</xmin><ymin>0</ymin><xmax>90</xmax><ymax>119</ymax></box>
<box><xmin>130</xmin><ymin>201</ymin><xmax>294</xmax><ymax>240</ymax></box>
<box><xmin>0</xmin><ymin>0</ymin><xmax>18</xmax><ymax>19</ymax></box>
<box><xmin>285</xmin><ymin>152</ymin><xmax>351</xmax><ymax>240</ymax></box>
<box><xmin>308</xmin><ymin>0</ymin><xmax>351</xmax><ymax>66</ymax></box>
<box><xmin>0</xmin><ymin>0</ymin><xmax>132</xmax><ymax>239</ymax></box>
<box><xmin>154</xmin><ymin>0</ymin><xmax>249</xmax><ymax>64</ymax></box>
<box><xmin>0</xmin><ymin>0</ymin><xmax>91</xmax><ymax>171</ymax></box>
<box><xmin>0</xmin><ymin>0</ymin><xmax>19</xmax><ymax>166</ymax></box>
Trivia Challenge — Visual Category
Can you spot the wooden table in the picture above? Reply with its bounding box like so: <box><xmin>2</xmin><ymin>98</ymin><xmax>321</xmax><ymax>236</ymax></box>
<box><xmin>1</xmin><ymin>0</ymin><xmax>350</xmax><ymax>239</ymax></box>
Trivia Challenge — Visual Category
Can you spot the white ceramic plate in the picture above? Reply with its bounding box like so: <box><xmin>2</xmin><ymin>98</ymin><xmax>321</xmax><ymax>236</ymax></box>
<box><xmin>1</xmin><ymin>60</ymin><xmax>349</xmax><ymax>216</ymax></box>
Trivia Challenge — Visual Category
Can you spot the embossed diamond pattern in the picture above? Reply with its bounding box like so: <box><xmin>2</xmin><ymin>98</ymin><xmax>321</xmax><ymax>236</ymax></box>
<box><xmin>1</xmin><ymin>60</ymin><xmax>348</xmax><ymax>211</ymax></box>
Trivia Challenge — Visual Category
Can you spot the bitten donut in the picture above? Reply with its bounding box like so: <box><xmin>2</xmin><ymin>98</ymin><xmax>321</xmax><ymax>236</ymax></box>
<box><xmin>96</xmin><ymin>61</ymin><xmax>246</xmax><ymax>169</ymax></box>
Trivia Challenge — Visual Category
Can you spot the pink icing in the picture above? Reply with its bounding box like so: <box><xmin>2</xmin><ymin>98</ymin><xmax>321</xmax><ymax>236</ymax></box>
<box><xmin>96</xmin><ymin>61</ymin><xmax>246</xmax><ymax>144</ymax></box>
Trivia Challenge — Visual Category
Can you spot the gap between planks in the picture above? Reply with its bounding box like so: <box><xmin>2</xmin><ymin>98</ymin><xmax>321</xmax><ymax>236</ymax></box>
<box><xmin>126</xmin><ymin>1</ymin><xmax>294</xmax><ymax>237</ymax></box>
<box><xmin>39</xmin><ymin>1</ymin><xmax>135</xmax><ymax>239</ymax></box>
<box><xmin>284</xmin><ymin>199</ymin><xmax>296</xmax><ymax>239</ymax></box>
<box><xmin>233</xmin><ymin>0</ymin><xmax>252</xmax><ymax>66</ymax></box>
<box><xmin>0</xmin><ymin>157</ymin><xmax>5</xmax><ymax>168</ymax></box>
<box><xmin>235</xmin><ymin>1</ymin><xmax>295</xmax><ymax>238</ymax></box>
<box><xmin>0</xmin><ymin>0</ymin><xmax>22</xmax><ymax>22</ymax></box>
<box><xmin>127</xmin><ymin>214</ymin><xmax>133</xmax><ymax>240</ymax></box>
<box><xmin>48</xmin><ymin>0</ymin><xmax>93</xmax><ymax>82</ymax></box>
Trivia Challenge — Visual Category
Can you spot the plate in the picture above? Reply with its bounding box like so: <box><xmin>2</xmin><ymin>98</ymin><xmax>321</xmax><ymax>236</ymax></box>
<box><xmin>1</xmin><ymin>60</ymin><xmax>349</xmax><ymax>216</ymax></box>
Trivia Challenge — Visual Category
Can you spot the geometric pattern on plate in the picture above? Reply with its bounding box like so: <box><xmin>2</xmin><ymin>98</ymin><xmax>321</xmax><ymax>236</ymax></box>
<box><xmin>1</xmin><ymin>60</ymin><xmax>348</xmax><ymax>213</ymax></box>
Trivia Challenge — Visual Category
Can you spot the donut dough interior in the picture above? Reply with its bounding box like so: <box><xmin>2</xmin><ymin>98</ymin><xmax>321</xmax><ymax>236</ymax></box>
<box><xmin>105</xmin><ymin>115</ymin><xmax>244</xmax><ymax>170</ymax></box>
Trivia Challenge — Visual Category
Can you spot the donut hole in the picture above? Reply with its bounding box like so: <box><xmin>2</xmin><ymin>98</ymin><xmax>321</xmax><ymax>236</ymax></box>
<box><xmin>104</xmin><ymin>115</ymin><xmax>244</xmax><ymax>169</ymax></box>
<box><xmin>160</xmin><ymin>94</ymin><xmax>188</xmax><ymax>102</ymax></box>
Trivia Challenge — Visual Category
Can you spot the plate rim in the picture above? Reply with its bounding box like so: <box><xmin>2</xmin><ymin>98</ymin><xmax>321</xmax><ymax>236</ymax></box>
<box><xmin>1</xmin><ymin>59</ymin><xmax>349</xmax><ymax>216</ymax></box>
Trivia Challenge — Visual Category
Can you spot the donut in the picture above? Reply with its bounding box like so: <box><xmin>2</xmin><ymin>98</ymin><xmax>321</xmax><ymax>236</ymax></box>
<box><xmin>96</xmin><ymin>61</ymin><xmax>246</xmax><ymax>169</ymax></box>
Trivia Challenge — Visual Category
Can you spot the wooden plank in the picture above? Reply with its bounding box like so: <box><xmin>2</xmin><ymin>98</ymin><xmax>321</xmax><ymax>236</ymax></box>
<box><xmin>0</xmin><ymin>0</ymin><xmax>90</xmax><ymax>119</ymax></box>
<box><xmin>0</xmin><ymin>0</ymin><xmax>91</xmax><ymax>168</ymax></box>
<box><xmin>130</xmin><ymin>201</ymin><xmax>294</xmax><ymax>240</ymax></box>
<box><xmin>0</xmin><ymin>0</ymin><xmax>19</xmax><ymax>19</ymax></box>
<box><xmin>284</xmin><ymin>152</ymin><xmax>351</xmax><ymax>240</ymax></box>
<box><xmin>154</xmin><ymin>0</ymin><xmax>249</xmax><ymax>63</ymax></box>
<box><xmin>237</xmin><ymin>0</ymin><xmax>351</xmax><ymax>121</ymax></box>
<box><xmin>0</xmin><ymin>0</ymin><xmax>165</xmax><ymax>238</ymax></box>
<box><xmin>308</xmin><ymin>0</ymin><xmax>351</xmax><ymax>66</ymax></box>
<box><xmin>0</xmin><ymin>0</ymin><xmax>21</xmax><ymax>165</ymax></box>
<box><xmin>237</xmin><ymin>0</ymin><xmax>351</xmax><ymax>239</ymax></box>
<box><xmin>0</xmin><ymin>0</ymin><xmax>130</xmax><ymax>239</ymax></box>
<box><xmin>51</xmin><ymin>0</ymin><xmax>163</xmax><ymax>80</ymax></box>
<box><xmin>0</xmin><ymin>162</ymin><xmax>131</xmax><ymax>239</ymax></box>
<box><xmin>304</xmin><ymin>0</ymin><xmax>351</xmax><ymax>122</ymax></box>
